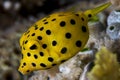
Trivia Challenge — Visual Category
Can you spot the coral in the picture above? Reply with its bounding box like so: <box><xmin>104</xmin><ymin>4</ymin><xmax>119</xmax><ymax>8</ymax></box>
<box><xmin>107</xmin><ymin>10</ymin><xmax>120</xmax><ymax>26</ymax></box>
<box><xmin>79</xmin><ymin>62</ymin><xmax>94</xmax><ymax>80</ymax></box>
<box><xmin>106</xmin><ymin>22</ymin><xmax>120</xmax><ymax>40</ymax></box>
<box><xmin>88</xmin><ymin>47</ymin><xmax>120</xmax><ymax>80</ymax></box>
<box><xmin>28</xmin><ymin>50</ymin><xmax>95</xmax><ymax>80</ymax></box>
<box><xmin>58</xmin><ymin>54</ymin><xmax>83</xmax><ymax>80</ymax></box>
<box><xmin>106</xmin><ymin>10</ymin><xmax>120</xmax><ymax>40</ymax></box>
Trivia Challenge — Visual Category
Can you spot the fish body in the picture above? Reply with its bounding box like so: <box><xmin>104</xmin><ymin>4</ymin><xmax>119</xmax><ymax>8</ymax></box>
<box><xmin>18</xmin><ymin>2</ymin><xmax>111</xmax><ymax>74</ymax></box>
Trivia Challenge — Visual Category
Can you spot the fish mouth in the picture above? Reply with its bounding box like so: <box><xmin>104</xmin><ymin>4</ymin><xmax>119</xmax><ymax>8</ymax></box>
<box><xmin>18</xmin><ymin>67</ymin><xmax>25</xmax><ymax>75</ymax></box>
<box><xmin>18</xmin><ymin>66</ymin><xmax>30</xmax><ymax>75</ymax></box>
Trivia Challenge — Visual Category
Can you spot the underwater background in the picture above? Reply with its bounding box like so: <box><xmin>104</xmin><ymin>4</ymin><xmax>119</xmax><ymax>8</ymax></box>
<box><xmin>0</xmin><ymin>0</ymin><xmax>120</xmax><ymax>80</ymax></box>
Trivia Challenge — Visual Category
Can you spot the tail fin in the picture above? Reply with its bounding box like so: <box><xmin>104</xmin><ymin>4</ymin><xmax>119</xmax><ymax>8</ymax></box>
<box><xmin>84</xmin><ymin>2</ymin><xmax>111</xmax><ymax>20</ymax></box>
